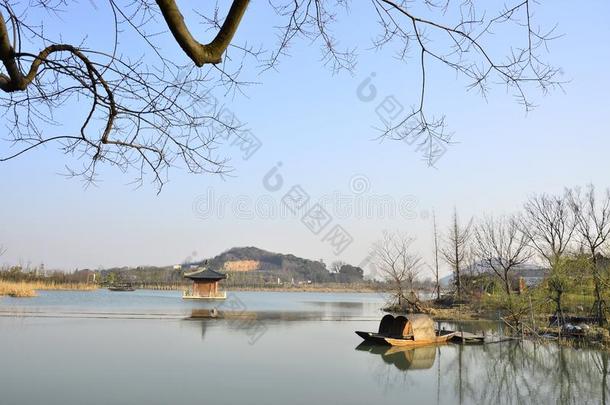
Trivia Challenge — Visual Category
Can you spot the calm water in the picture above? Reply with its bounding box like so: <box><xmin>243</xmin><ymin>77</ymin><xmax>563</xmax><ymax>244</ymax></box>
<box><xmin>0</xmin><ymin>290</ymin><xmax>608</xmax><ymax>405</ymax></box>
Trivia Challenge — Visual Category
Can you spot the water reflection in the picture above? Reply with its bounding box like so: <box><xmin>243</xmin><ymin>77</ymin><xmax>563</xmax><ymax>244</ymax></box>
<box><xmin>188</xmin><ymin>308</ymin><xmax>326</xmax><ymax>321</ymax></box>
<box><xmin>355</xmin><ymin>339</ymin><xmax>610</xmax><ymax>405</ymax></box>
<box><xmin>304</xmin><ymin>301</ymin><xmax>365</xmax><ymax>308</ymax></box>
<box><xmin>0</xmin><ymin>290</ymin><xmax>386</xmax><ymax>319</ymax></box>
<box><xmin>355</xmin><ymin>343</ymin><xmax>437</xmax><ymax>371</ymax></box>
<box><xmin>467</xmin><ymin>341</ymin><xmax>610</xmax><ymax>405</ymax></box>
<box><xmin>186</xmin><ymin>309</ymin><xmax>347</xmax><ymax>345</ymax></box>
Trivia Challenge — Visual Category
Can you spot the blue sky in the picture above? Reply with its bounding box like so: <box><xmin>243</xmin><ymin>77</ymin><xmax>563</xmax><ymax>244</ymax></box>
<box><xmin>1</xmin><ymin>1</ymin><xmax>609</xmax><ymax>276</ymax></box>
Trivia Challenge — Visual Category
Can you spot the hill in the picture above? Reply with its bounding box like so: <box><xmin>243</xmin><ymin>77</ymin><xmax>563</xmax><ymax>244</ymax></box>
<box><xmin>205</xmin><ymin>246</ymin><xmax>334</xmax><ymax>283</ymax></box>
<box><xmin>99</xmin><ymin>246</ymin><xmax>364</xmax><ymax>286</ymax></box>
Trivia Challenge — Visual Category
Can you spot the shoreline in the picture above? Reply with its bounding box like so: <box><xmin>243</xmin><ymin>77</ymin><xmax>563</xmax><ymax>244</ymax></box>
<box><xmin>225</xmin><ymin>285</ymin><xmax>382</xmax><ymax>293</ymax></box>
<box><xmin>2</xmin><ymin>287</ymin><xmax>608</xmax><ymax>350</ymax></box>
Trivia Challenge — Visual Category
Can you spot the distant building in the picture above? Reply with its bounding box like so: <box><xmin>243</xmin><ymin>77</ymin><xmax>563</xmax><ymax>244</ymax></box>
<box><xmin>463</xmin><ymin>260</ymin><xmax>548</xmax><ymax>287</ymax></box>
<box><xmin>514</xmin><ymin>265</ymin><xmax>549</xmax><ymax>287</ymax></box>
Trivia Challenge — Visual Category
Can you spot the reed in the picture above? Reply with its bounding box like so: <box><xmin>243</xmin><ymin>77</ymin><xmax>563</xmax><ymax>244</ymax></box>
<box><xmin>0</xmin><ymin>280</ymin><xmax>98</xmax><ymax>297</ymax></box>
<box><xmin>0</xmin><ymin>281</ymin><xmax>37</xmax><ymax>297</ymax></box>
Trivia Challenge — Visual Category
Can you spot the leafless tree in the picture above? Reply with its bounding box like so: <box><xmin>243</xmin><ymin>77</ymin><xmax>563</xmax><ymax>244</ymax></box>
<box><xmin>521</xmin><ymin>192</ymin><xmax>576</xmax><ymax>325</ymax></box>
<box><xmin>0</xmin><ymin>1</ymin><xmax>267</xmax><ymax>190</ymax></box>
<box><xmin>370</xmin><ymin>231</ymin><xmax>423</xmax><ymax>311</ymax></box>
<box><xmin>566</xmin><ymin>185</ymin><xmax>610</xmax><ymax>326</ymax></box>
<box><xmin>521</xmin><ymin>193</ymin><xmax>575</xmax><ymax>267</ymax></box>
<box><xmin>441</xmin><ymin>207</ymin><xmax>472</xmax><ymax>299</ymax></box>
<box><xmin>473</xmin><ymin>215</ymin><xmax>532</xmax><ymax>295</ymax></box>
<box><xmin>0</xmin><ymin>1</ymin><xmax>561</xmax><ymax>188</ymax></box>
<box><xmin>330</xmin><ymin>260</ymin><xmax>346</xmax><ymax>274</ymax></box>
<box><xmin>366</xmin><ymin>0</ymin><xmax>562</xmax><ymax>164</ymax></box>
<box><xmin>432</xmin><ymin>210</ymin><xmax>441</xmax><ymax>300</ymax></box>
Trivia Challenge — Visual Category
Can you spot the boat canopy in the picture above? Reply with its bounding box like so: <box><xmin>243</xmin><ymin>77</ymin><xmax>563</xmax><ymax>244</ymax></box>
<box><xmin>378</xmin><ymin>314</ymin><xmax>436</xmax><ymax>341</ymax></box>
<box><xmin>378</xmin><ymin>314</ymin><xmax>394</xmax><ymax>334</ymax></box>
<box><xmin>390</xmin><ymin>316</ymin><xmax>409</xmax><ymax>337</ymax></box>
<box><xmin>407</xmin><ymin>314</ymin><xmax>436</xmax><ymax>341</ymax></box>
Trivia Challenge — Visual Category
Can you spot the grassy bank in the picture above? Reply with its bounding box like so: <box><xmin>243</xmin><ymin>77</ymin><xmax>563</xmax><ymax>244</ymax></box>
<box><xmin>0</xmin><ymin>280</ymin><xmax>97</xmax><ymax>297</ymax></box>
<box><xmin>417</xmin><ymin>294</ymin><xmax>610</xmax><ymax>350</ymax></box>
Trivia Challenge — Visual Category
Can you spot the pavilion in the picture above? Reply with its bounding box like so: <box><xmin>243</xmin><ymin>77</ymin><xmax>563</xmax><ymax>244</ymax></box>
<box><xmin>183</xmin><ymin>267</ymin><xmax>227</xmax><ymax>300</ymax></box>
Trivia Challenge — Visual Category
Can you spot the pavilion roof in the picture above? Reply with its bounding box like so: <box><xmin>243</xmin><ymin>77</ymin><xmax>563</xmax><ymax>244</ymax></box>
<box><xmin>184</xmin><ymin>267</ymin><xmax>227</xmax><ymax>281</ymax></box>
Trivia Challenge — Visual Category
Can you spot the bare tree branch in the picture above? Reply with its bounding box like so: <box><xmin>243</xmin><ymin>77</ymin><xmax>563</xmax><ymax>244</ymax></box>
<box><xmin>371</xmin><ymin>0</ymin><xmax>562</xmax><ymax>164</ymax></box>
<box><xmin>566</xmin><ymin>184</ymin><xmax>610</xmax><ymax>325</ymax></box>
<box><xmin>474</xmin><ymin>214</ymin><xmax>532</xmax><ymax>294</ymax></box>
<box><xmin>0</xmin><ymin>2</ymin><xmax>240</xmax><ymax>191</ymax></box>
<box><xmin>0</xmin><ymin>0</ymin><xmax>562</xmax><ymax>189</ymax></box>
<box><xmin>155</xmin><ymin>0</ymin><xmax>250</xmax><ymax>66</ymax></box>
<box><xmin>521</xmin><ymin>193</ymin><xmax>575</xmax><ymax>266</ymax></box>
<box><xmin>371</xmin><ymin>230</ymin><xmax>423</xmax><ymax>311</ymax></box>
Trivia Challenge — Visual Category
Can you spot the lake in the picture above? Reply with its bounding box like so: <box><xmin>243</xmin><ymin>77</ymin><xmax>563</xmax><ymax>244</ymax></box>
<box><xmin>0</xmin><ymin>290</ymin><xmax>608</xmax><ymax>405</ymax></box>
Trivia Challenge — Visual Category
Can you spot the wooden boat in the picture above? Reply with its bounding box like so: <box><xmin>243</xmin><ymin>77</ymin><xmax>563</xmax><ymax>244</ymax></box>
<box><xmin>108</xmin><ymin>283</ymin><xmax>135</xmax><ymax>292</ymax></box>
<box><xmin>355</xmin><ymin>314</ymin><xmax>457</xmax><ymax>347</ymax></box>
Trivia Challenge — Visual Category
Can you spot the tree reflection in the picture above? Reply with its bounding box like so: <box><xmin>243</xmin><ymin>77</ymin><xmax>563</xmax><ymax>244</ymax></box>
<box><xmin>593</xmin><ymin>351</ymin><xmax>610</xmax><ymax>405</ymax></box>
<box><xmin>357</xmin><ymin>340</ymin><xmax>609</xmax><ymax>405</ymax></box>
<box><xmin>454</xmin><ymin>341</ymin><xmax>608</xmax><ymax>404</ymax></box>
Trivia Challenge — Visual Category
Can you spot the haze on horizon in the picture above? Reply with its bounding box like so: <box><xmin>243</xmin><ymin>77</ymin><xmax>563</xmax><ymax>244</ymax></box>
<box><xmin>1</xmin><ymin>1</ymin><xmax>609</xmax><ymax>278</ymax></box>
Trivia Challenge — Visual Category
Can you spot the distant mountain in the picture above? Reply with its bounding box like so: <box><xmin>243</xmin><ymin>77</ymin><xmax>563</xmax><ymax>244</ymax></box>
<box><xmin>99</xmin><ymin>246</ymin><xmax>363</xmax><ymax>285</ymax></box>
<box><xmin>205</xmin><ymin>246</ymin><xmax>334</xmax><ymax>283</ymax></box>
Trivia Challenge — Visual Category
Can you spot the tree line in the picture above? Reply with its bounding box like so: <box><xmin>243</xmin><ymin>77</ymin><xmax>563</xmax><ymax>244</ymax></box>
<box><xmin>370</xmin><ymin>184</ymin><xmax>610</xmax><ymax>327</ymax></box>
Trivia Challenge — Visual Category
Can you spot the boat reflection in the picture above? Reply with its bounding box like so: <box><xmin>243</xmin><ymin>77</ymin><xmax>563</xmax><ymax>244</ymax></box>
<box><xmin>355</xmin><ymin>342</ymin><xmax>437</xmax><ymax>371</ymax></box>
